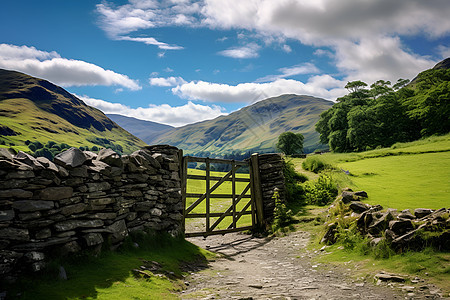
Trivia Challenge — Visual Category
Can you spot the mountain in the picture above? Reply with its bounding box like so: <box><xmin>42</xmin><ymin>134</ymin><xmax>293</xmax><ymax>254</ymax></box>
<box><xmin>153</xmin><ymin>94</ymin><xmax>333</xmax><ymax>155</ymax></box>
<box><xmin>0</xmin><ymin>69</ymin><xmax>147</xmax><ymax>154</ymax></box>
<box><xmin>107</xmin><ymin>114</ymin><xmax>173</xmax><ymax>145</ymax></box>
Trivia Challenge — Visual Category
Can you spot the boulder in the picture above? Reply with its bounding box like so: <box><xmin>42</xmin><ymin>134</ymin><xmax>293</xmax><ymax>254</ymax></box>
<box><xmin>54</xmin><ymin>147</ymin><xmax>87</xmax><ymax>168</ymax></box>
<box><xmin>398</xmin><ymin>209</ymin><xmax>416</xmax><ymax>220</ymax></box>
<box><xmin>349</xmin><ymin>201</ymin><xmax>370</xmax><ymax>214</ymax></box>
<box><xmin>414</xmin><ymin>208</ymin><xmax>434</xmax><ymax>219</ymax></box>
<box><xmin>15</xmin><ymin>151</ymin><xmax>45</xmax><ymax>170</ymax></box>
<box><xmin>97</xmin><ymin>148</ymin><xmax>123</xmax><ymax>168</ymax></box>
<box><xmin>36</xmin><ymin>157</ymin><xmax>59</xmax><ymax>172</ymax></box>
<box><xmin>389</xmin><ymin>220</ymin><xmax>413</xmax><ymax>236</ymax></box>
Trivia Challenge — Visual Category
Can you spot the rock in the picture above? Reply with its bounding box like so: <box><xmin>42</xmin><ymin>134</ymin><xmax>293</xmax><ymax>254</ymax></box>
<box><xmin>108</xmin><ymin>220</ymin><xmax>128</xmax><ymax>244</ymax></box>
<box><xmin>39</xmin><ymin>187</ymin><xmax>73</xmax><ymax>201</ymax></box>
<box><xmin>83</xmin><ymin>151</ymin><xmax>97</xmax><ymax>161</ymax></box>
<box><xmin>374</xmin><ymin>272</ymin><xmax>406</xmax><ymax>282</ymax></box>
<box><xmin>0</xmin><ymin>148</ymin><xmax>14</xmax><ymax>161</ymax></box>
<box><xmin>12</xmin><ymin>200</ymin><xmax>54</xmax><ymax>212</ymax></box>
<box><xmin>0</xmin><ymin>250</ymin><xmax>23</xmax><ymax>275</ymax></box>
<box><xmin>349</xmin><ymin>201</ymin><xmax>370</xmax><ymax>213</ymax></box>
<box><xmin>54</xmin><ymin>219</ymin><xmax>104</xmax><ymax>232</ymax></box>
<box><xmin>130</xmin><ymin>150</ymin><xmax>161</xmax><ymax>169</ymax></box>
<box><xmin>15</xmin><ymin>151</ymin><xmax>45</xmax><ymax>170</ymax></box>
<box><xmin>0</xmin><ymin>189</ymin><xmax>33</xmax><ymax>199</ymax></box>
<box><xmin>5</xmin><ymin>170</ymin><xmax>34</xmax><ymax>179</ymax></box>
<box><xmin>321</xmin><ymin>223</ymin><xmax>338</xmax><ymax>244</ymax></box>
<box><xmin>24</xmin><ymin>251</ymin><xmax>45</xmax><ymax>262</ymax></box>
<box><xmin>414</xmin><ymin>208</ymin><xmax>434</xmax><ymax>219</ymax></box>
<box><xmin>86</xmin><ymin>160</ymin><xmax>110</xmax><ymax>174</ymax></box>
<box><xmin>83</xmin><ymin>233</ymin><xmax>104</xmax><ymax>247</ymax></box>
<box><xmin>0</xmin><ymin>227</ymin><xmax>30</xmax><ymax>241</ymax></box>
<box><xmin>86</xmin><ymin>182</ymin><xmax>111</xmax><ymax>193</ymax></box>
<box><xmin>54</xmin><ymin>147</ymin><xmax>87</xmax><ymax>168</ymax></box>
<box><xmin>389</xmin><ymin>220</ymin><xmax>413</xmax><ymax>235</ymax></box>
<box><xmin>0</xmin><ymin>210</ymin><xmax>15</xmax><ymax>221</ymax></box>
<box><xmin>59</xmin><ymin>266</ymin><xmax>68</xmax><ymax>280</ymax></box>
<box><xmin>69</xmin><ymin>166</ymin><xmax>88</xmax><ymax>177</ymax></box>
<box><xmin>97</xmin><ymin>148</ymin><xmax>123</xmax><ymax>168</ymax></box>
<box><xmin>340</xmin><ymin>191</ymin><xmax>357</xmax><ymax>204</ymax></box>
<box><xmin>398</xmin><ymin>209</ymin><xmax>416</xmax><ymax>220</ymax></box>
<box><xmin>60</xmin><ymin>203</ymin><xmax>87</xmax><ymax>215</ymax></box>
<box><xmin>368</xmin><ymin>211</ymin><xmax>394</xmax><ymax>235</ymax></box>
<box><xmin>353</xmin><ymin>191</ymin><xmax>368</xmax><ymax>198</ymax></box>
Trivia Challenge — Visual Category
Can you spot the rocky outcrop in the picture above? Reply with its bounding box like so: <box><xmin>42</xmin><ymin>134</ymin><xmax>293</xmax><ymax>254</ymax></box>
<box><xmin>0</xmin><ymin>145</ymin><xmax>182</xmax><ymax>278</ymax></box>
<box><xmin>322</xmin><ymin>190</ymin><xmax>449</xmax><ymax>251</ymax></box>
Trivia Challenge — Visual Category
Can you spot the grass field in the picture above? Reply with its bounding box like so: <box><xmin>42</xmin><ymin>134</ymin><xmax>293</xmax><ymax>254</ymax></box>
<box><xmin>185</xmin><ymin>168</ymin><xmax>253</xmax><ymax>234</ymax></box>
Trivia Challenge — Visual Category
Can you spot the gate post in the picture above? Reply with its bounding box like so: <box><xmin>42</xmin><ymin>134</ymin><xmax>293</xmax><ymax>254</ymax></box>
<box><xmin>179</xmin><ymin>149</ymin><xmax>187</xmax><ymax>237</ymax></box>
<box><xmin>250</xmin><ymin>153</ymin><xmax>265</xmax><ymax>229</ymax></box>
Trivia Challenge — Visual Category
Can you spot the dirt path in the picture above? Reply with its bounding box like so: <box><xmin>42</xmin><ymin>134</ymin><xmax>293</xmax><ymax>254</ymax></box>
<box><xmin>180</xmin><ymin>231</ymin><xmax>443</xmax><ymax>300</ymax></box>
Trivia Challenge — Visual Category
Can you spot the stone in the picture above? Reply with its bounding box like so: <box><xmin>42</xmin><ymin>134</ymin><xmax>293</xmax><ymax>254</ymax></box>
<box><xmin>353</xmin><ymin>191</ymin><xmax>368</xmax><ymax>198</ymax></box>
<box><xmin>83</xmin><ymin>233</ymin><xmax>104</xmax><ymax>246</ymax></box>
<box><xmin>24</xmin><ymin>251</ymin><xmax>45</xmax><ymax>262</ymax></box>
<box><xmin>60</xmin><ymin>241</ymin><xmax>81</xmax><ymax>255</ymax></box>
<box><xmin>5</xmin><ymin>170</ymin><xmax>34</xmax><ymax>179</ymax></box>
<box><xmin>340</xmin><ymin>191</ymin><xmax>357</xmax><ymax>204</ymax></box>
<box><xmin>374</xmin><ymin>272</ymin><xmax>406</xmax><ymax>282</ymax></box>
<box><xmin>0</xmin><ymin>210</ymin><xmax>14</xmax><ymax>222</ymax></box>
<box><xmin>389</xmin><ymin>220</ymin><xmax>413</xmax><ymax>235</ymax></box>
<box><xmin>35</xmin><ymin>228</ymin><xmax>52</xmax><ymax>239</ymax></box>
<box><xmin>150</xmin><ymin>208</ymin><xmax>163</xmax><ymax>216</ymax></box>
<box><xmin>414</xmin><ymin>208</ymin><xmax>434</xmax><ymax>219</ymax></box>
<box><xmin>0</xmin><ymin>188</ymin><xmax>33</xmax><ymax>199</ymax></box>
<box><xmin>87</xmin><ymin>160</ymin><xmax>110</xmax><ymax>173</ymax></box>
<box><xmin>39</xmin><ymin>187</ymin><xmax>73</xmax><ymax>201</ymax></box>
<box><xmin>108</xmin><ymin>220</ymin><xmax>128</xmax><ymax>244</ymax></box>
<box><xmin>60</xmin><ymin>203</ymin><xmax>87</xmax><ymax>215</ymax></box>
<box><xmin>0</xmin><ymin>179</ymin><xmax>27</xmax><ymax>189</ymax></box>
<box><xmin>18</xmin><ymin>211</ymin><xmax>42</xmax><ymax>221</ymax></box>
<box><xmin>321</xmin><ymin>223</ymin><xmax>338</xmax><ymax>244</ymax></box>
<box><xmin>89</xmin><ymin>212</ymin><xmax>117</xmax><ymax>220</ymax></box>
<box><xmin>14</xmin><ymin>151</ymin><xmax>45</xmax><ymax>170</ymax></box>
<box><xmin>54</xmin><ymin>147</ymin><xmax>87</xmax><ymax>168</ymax></box>
<box><xmin>89</xmin><ymin>197</ymin><xmax>115</xmax><ymax>206</ymax></box>
<box><xmin>69</xmin><ymin>166</ymin><xmax>88</xmax><ymax>177</ymax></box>
<box><xmin>368</xmin><ymin>211</ymin><xmax>394</xmax><ymax>235</ymax></box>
<box><xmin>12</xmin><ymin>200</ymin><xmax>54</xmax><ymax>212</ymax></box>
<box><xmin>57</xmin><ymin>165</ymin><xmax>69</xmax><ymax>177</ymax></box>
<box><xmin>59</xmin><ymin>266</ymin><xmax>68</xmax><ymax>280</ymax></box>
<box><xmin>0</xmin><ymin>148</ymin><xmax>14</xmax><ymax>161</ymax></box>
<box><xmin>86</xmin><ymin>182</ymin><xmax>111</xmax><ymax>193</ymax></box>
<box><xmin>0</xmin><ymin>227</ymin><xmax>30</xmax><ymax>241</ymax></box>
<box><xmin>398</xmin><ymin>209</ymin><xmax>416</xmax><ymax>220</ymax></box>
<box><xmin>131</xmin><ymin>150</ymin><xmax>161</xmax><ymax>169</ymax></box>
<box><xmin>36</xmin><ymin>157</ymin><xmax>59</xmax><ymax>172</ymax></box>
<box><xmin>0</xmin><ymin>250</ymin><xmax>23</xmax><ymax>275</ymax></box>
<box><xmin>54</xmin><ymin>219</ymin><xmax>104</xmax><ymax>232</ymax></box>
<box><xmin>83</xmin><ymin>151</ymin><xmax>97</xmax><ymax>161</ymax></box>
<box><xmin>97</xmin><ymin>148</ymin><xmax>123</xmax><ymax>168</ymax></box>
<box><xmin>349</xmin><ymin>201</ymin><xmax>369</xmax><ymax>214</ymax></box>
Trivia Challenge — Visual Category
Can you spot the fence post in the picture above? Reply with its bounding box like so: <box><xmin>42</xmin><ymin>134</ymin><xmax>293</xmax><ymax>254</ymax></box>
<box><xmin>250</xmin><ymin>153</ymin><xmax>265</xmax><ymax>229</ymax></box>
<box><xmin>179</xmin><ymin>149</ymin><xmax>187</xmax><ymax>237</ymax></box>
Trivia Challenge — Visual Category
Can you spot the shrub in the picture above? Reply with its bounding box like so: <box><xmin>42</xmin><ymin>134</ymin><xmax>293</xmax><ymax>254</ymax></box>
<box><xmin>283</xmin><ymin>159</ymin><xmax>307</xmax><ymax>204</ymax></box>
<box><xmin>271</xmin><ymin>190</ymin><xmax>293</xmax><ymax>233</ymax></box>
<box><xmin>303</xmin><ymin>174</ymin><xmax>338</xmax><ymax>206</ymax></box>
<box><xmin>302</xmin><ymin>156</ymin><xmax>333</xmax><ymax>173</ymax></box>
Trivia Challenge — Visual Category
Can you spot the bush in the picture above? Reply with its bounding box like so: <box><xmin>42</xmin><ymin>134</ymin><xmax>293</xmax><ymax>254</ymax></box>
<box><xmin>302</xmin><ymin>156</ymin><xmax>333</xmax><ymax>173</ymax></box>
<box><xmin>303</xmin><ymin>174</ymin><xmax>338</xmax><ymax>206</ymax></box>
<box><xmin>271</xmin><ymin>190</ymin><xmax>293</xmax><ymax>233</ymax></box>
<box><xmin>282</xmin><ymin>159</ymin><xmax>307</xmax><ymax>204</ymax></box>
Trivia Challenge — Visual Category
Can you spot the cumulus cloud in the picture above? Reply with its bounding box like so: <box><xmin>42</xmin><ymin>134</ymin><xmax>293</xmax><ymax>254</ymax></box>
<box><xmin>218</xmin><ymin>43</ymin><xmax>261</xmax><ymax>59</ymax></box>
<box><xmin>78</xmin><ymin>94</ymin><xmax>226</xmax><ymax>127</ymax></box>
<box><xmin>172</xmin><ymin>75</ymin><xmax>346</xmax><ymax>103</ymax></box>
<box><xmin>0</xmin><ymin>44</ymin><xmax>141</xmax><ymax>90</ymax></box>
<box><xmin>257</xmin><ymin>62</ymin><xmax>320</xmax><ymax>82</ymax></box>
<box><xmin>437</xmin><ymin>45</ymin><xmax>450</xmax><ymax>59</ymax></box>
<box><xmin>149</xmin><ymin>76</ymin><xmax>187</xmax><ymax>87</ymax></box>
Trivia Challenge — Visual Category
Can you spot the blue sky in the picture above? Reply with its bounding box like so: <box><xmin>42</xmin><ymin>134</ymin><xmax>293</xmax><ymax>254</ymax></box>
<box><xmin>1</xmin><ymin>0</ymin><xmax>449</xmax><ymax>127</ymax></box>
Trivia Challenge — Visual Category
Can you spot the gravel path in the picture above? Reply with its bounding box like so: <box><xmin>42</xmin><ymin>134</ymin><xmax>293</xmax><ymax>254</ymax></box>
<box><xmin>180</xmin><ymin>231</ymin><xmax>443</xmax><ymax>300</ymax></box>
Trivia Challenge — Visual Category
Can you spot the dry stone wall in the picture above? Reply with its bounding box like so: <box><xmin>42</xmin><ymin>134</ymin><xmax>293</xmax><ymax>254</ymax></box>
<box><xmin>257</xmin><ymin>154</ymin><xmax>286</xmax><ymax>223</ymax></box>
<box><xmin>0</xmin><ymin>145</ymin><xmax>182</xmax><ymax>277</ymax></box>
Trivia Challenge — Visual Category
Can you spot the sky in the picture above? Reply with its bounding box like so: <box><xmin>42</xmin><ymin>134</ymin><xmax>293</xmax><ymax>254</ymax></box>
<box><xmin>1</xmin><ymin>0</ymin><xmax>449</xmax><ymax>127</ymax></box>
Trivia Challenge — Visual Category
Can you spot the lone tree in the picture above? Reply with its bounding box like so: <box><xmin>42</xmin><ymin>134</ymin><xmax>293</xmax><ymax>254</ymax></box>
<box><xmin>276</xmin><ymin>132</ymin><xmax>304</xmax><ymax>155</ymax></box>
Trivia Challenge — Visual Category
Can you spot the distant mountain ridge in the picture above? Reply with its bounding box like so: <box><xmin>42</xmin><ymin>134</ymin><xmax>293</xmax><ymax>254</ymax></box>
<box><xmin>0</xmin><ymin>69</ymin><xmax>146</xmax><ymax>153</ymax></box>
<box><xmin>151</xmin><ymin>94</ymin><xmax>333</xmax><ymax>155</ymax></box>
<box><xmin>107</xmin><ymin>114</ymin><xmax>173</xmax><ymax>145</ymax></box>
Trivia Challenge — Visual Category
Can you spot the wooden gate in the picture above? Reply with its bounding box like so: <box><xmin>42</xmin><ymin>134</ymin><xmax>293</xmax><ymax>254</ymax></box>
<box><xmin>181</xmin><ymin>155</ymin><xmax>264</xmax><ymax>237</ymax></box>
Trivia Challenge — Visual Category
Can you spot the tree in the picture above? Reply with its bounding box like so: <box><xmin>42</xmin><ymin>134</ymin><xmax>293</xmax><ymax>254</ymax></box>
<box><xmin>276</xmin><ymin>132</ymin><xmax>304</xmax><ymax>155</ymax></box>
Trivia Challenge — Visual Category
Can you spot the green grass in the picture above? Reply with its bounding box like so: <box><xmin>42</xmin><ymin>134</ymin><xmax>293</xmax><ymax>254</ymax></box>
<box><xmin>185</xmin><ymin>169</ymin><xmax>253</xmax><ymax>232</ymax></box>
<box><xmin>338</xmin><ymin>152</ymin><xmax>450</xmax><ymax>210</ymax></box>
<box><xmin>4</xmin><ymin>233</ymin><xmax>213</xmax><ymax>300</ymax></box>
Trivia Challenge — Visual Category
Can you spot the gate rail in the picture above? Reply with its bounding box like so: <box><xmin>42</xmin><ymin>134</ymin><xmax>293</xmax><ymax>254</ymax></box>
<box><xmin>181</xmin><ymin>155</ymin><xmax>263</xmax><ymax>237</ymax></box>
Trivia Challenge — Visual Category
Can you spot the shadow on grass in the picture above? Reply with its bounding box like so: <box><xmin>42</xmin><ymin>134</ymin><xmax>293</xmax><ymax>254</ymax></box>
<box><xmin>4</xmin><ymin>233</ymin><xmax>209</xmax><ymax>300</ymax></box>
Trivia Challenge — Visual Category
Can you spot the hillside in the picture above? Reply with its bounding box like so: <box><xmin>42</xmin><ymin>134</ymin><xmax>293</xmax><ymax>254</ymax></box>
<box><xmin>0</xmin><ymin>69</ymin><xmax>147</xmax><ymax>154</ymax></box>
<box><xmin>153</xmin><ymin>94</ymin><xmax>333</xmax><ymax>155</ymax></box>
<box><xmin>107</xmin><ymin>114</ymin><xmax>173</xmax><ymax>145</ymax></box>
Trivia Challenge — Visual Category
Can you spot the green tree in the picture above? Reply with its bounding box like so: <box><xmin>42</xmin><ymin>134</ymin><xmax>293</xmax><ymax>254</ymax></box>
<box><xmin>276</xmin><ymin>132</ymin><xmax>304</xmax><ymax>155</ymax></box>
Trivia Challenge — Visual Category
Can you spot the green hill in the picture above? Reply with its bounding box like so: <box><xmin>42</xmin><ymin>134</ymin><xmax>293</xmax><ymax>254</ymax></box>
<box><xmin>153</xmin><ymin>94</ymin><xmax>333</xmax><ymax>155</ymax></box>
<box><xmin>0</xmin><ymin>69</ymin><xmax>147</xmax><ymax>154</ymax></box>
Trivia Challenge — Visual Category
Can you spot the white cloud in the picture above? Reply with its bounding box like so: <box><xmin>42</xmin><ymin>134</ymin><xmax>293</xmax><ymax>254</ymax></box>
<box><xmin>257</xmin><ymin>62</ymin><xmax>320</xmax><ymax>82</ymax></box>
<box><xmin>149</xmin><ymin>76</ymin><xmax>186</xmax><ymax>87</ymax></box>
<box><xmin>218</xmin><ymin>43</ymin><xmax>261</xmax><ymax>59</ymax></box>
<box><xmin>0</xmin><ymin>44</ymin><xmax>141</xmax><ymax>90</ymax></box>
<box><xmin>117</xmin><ymin>36</ymin><xmax>183</xmax><ymax>50</ymax></box>
<box><xmin>282</xmin><ymin>44</ymin><xmax>292</xmax><ymax>53</ymax></box>
<box><xmin>437</xmin><ymin>45</ymin><xmax>450</xmax><ymax>59</ymax></box>
<box><xmin>78</xmin><ymin>94</ymin><xmax>226</xmax><ymax>127</ymax></box>
<box><xmin>172</xmin><ymin>76</ymin><xmax>346</xmax><ymax>103</ymax></box>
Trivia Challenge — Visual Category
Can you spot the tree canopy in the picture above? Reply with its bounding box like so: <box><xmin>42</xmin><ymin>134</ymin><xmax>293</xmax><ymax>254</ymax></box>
<box><xmin>276</xmin><ymin>132</ymin><xmax>304</xmax><ymax>155</ymax></box>
<box><xmin>316</xmin><ymin>69</ymin><xmax>450</xmax><ymax>152</ymax></box>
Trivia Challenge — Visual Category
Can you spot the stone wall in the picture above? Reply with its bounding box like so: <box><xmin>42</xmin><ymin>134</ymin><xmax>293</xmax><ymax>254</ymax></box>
<box><xmin>0</xmin><ymin>145</ymin><xmax>182</xmax><ymax>277</ymax></box>
<box><xmin>256</xmin><ymin>154</ymin><xmax>286</xmax><ymax>222</ymax></box>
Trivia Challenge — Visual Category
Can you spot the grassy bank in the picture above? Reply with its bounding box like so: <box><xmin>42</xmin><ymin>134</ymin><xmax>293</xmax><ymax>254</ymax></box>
<box><xmin>4</xmin><ymin>233</ymin><xmax>212</xmax><ymax>300</ymax></box>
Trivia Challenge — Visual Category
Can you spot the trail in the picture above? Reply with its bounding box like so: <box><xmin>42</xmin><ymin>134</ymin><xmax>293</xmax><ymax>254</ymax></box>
<box><xmin>180</xmin><ymin>231</ymin><xmax>442</xmax><ymax>300</ymax></box>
